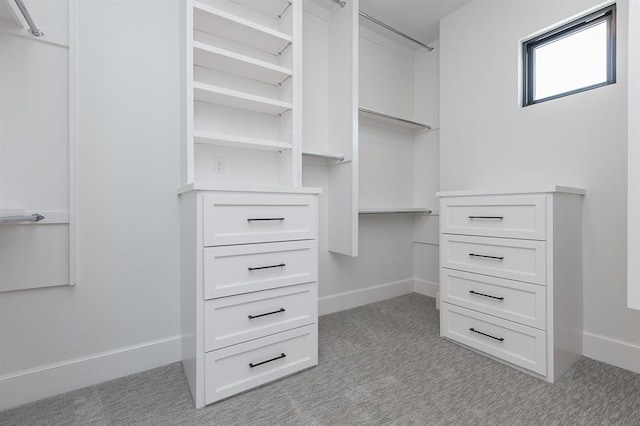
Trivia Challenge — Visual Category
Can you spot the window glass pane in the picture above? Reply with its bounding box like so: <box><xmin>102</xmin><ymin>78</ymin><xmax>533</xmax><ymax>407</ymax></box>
<box><xmin>533</xmin><ymin>21</ymin><xmax>608</xmax><ymax>100</ymax></box>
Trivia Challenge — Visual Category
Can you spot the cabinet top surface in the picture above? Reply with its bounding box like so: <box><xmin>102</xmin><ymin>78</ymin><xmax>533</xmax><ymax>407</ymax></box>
<box><xmin>436</xmin><ymin>185</ymin><xmax>586</xmax><ymax>197</ymax></box>
<box><xmin>178</xmin><ymin>182</ymin><xmax>322</xmax><ymax>195</ymax></box>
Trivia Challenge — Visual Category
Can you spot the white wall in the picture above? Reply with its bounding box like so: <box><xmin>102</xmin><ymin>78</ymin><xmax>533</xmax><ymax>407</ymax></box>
<box><xmin>0</xmin><ymin>0</ymin><xmax>182</xmax><ymax>409</ymax></box>
<box><xmin>628</xmin><ymin>0</ymin><xmax>640</xmax><ymax>310</ymax></box>
<box><xmin>440</xmin><ymin>0</ymin><xmax>640</xmax><ymax>371</ymax></box>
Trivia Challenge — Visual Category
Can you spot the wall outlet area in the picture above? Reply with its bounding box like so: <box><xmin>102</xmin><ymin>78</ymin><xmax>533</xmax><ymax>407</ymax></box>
<box><xmin>213</xmin><ymin>157</ymin><xmax>225</xmax><ymax>174</ymax></box>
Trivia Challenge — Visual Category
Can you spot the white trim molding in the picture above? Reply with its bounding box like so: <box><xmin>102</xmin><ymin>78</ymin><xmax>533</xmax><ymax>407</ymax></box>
<box><xmin>0</xmin><ymin>336</ymin><xmax>181</xmax><ymax>411</ymax></box>
<box><xmin>583</xmin><ymin>331</ymin><xmax>640</xmax><ymax>375</ymax></box>
<box><xmin>413</xmin><ymin>279</ymin><xmax>439</xmax><ymax>298</ymax></box>
<box><xmin>319</xmin><ymin>279</ymin><xmax>416</xmax><ymax>316</ymax></box>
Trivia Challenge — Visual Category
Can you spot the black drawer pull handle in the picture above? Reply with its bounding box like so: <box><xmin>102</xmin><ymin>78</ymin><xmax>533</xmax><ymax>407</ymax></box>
<box><xmin>469</xmin><ymin>290</ymin><xmax>504</xmax><ymax>301</ymax></box>
<box><xmin>248</xmin><ymin>308</ymin><xmax>286</xmax><ymax>320</ymax></box>
<box><xmin>249</xmin><ymin>353</ymin><xmax>286</xmax><ymax>368</ymax></box>
<box><xmin>247</xmin><ymin>218</ymin><xmax>285</xmax><ymax>222</ymax></box>
<box><xmin>469</xmin><ymin>328</ymin><xmax>504</xmax><ymax>342</ymax></box>
<box><xmin>248</xmin><ymin>263</ymin><xmax>286</xmax><ymax>271</ymax></box>
<box><xmin>468</xmin><ymin>216</ymin><xmax>504</xmax><ymax>220</ymax></box>
<box><xmin>469</xmin><ymin>253</ymin><xmax>504</xmax><ymax>260</ymax></box>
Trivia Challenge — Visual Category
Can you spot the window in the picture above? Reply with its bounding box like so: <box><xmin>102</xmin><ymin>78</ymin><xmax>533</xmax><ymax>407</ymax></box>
<box><xmin>522</xmin><ymin>4</ymin><xmax>616</xmax><ymax>106</ymax></box>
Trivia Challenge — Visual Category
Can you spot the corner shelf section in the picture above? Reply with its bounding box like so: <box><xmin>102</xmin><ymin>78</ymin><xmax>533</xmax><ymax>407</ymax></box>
<box><xmin>193</xmin><ymin>42</ymin><xmax>292</xmax><ymax>85</ymax></box>
<box><xmin>358</xmin><ymin>108</ymin><xmax>431</xmax><ymax>132</ymax></box>
<box><xmin>194</xmin><ymin>131</ymin><xmax>291</xmax><ymax>152</ymax></box>
<box><xmin>359</xmin><ymin>208</ymin><xmax>433</xmax><ymax>215</ymax></box>
<box><xmin>193</xmin><ymin>82</ymin><xmax>292</xmax><ymax>116</ymax></box>
<box><xmin>193</xmin><ymin>2</ymin><xmax>292</xmax><ymax>55</ymax></box>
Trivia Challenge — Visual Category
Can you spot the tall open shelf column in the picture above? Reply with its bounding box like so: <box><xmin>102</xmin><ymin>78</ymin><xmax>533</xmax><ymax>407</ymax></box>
<box><xmin>181</xmin><ymin>0</ymin><xmax>303</xmax><ymax>188</ymax></box>
<box><xmin>301</xmin><ymin>0</ymin><xmax>437</xmax><ymax>257</ymax></box>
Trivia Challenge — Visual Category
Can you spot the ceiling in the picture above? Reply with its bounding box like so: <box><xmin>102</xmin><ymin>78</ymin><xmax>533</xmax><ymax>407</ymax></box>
<box><xmin>360</xmin><ymin>0</ymin><xmax>472</xmax><ymax>45</ymax></box>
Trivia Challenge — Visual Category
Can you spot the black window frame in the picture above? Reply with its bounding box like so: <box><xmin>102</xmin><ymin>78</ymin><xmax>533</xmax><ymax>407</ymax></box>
<box><xmin>522</xmin><ymin>4</ymin><xmax>616</xmax><ymax>107</ymax></box>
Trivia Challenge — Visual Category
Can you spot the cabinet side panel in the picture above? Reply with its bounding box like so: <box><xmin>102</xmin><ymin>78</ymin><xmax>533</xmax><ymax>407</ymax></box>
<box><xmin>180</xmin><ymin>191</ymin><xmax>200</xmax><ymax>406</ymax></box>
<box><xmin>552</xmin><ymin>193</ymin><xmax>583</xmax><ymax>381</ymax></box>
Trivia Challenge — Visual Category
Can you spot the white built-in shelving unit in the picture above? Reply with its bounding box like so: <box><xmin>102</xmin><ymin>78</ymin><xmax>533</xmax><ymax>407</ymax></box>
<box><xmin>181</xmin><ymin>0</ymin><xmax>302</xmax><ymax>188</ymax></box>
<box><xmin>300</xmin><ymin>0</ymin><xmax>437</xmax><ymax>256</ymax></box>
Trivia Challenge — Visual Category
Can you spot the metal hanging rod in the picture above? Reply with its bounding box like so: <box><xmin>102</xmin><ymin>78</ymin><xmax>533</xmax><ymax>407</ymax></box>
<box><xmin>359</xmin><ymin>108</ymin><xmax>432</xmax><ymax>130</ymax></box>
<box><xmin>14</xmin><ymin>0</ymin><xmax>44</xmax><ymax>37</ymax></box>
<box><xmin>0</xmin><ymin>213</ymin><xmax>45</xmax><ymax>224</ymax></box>
<box><xmin>359</xmin><ymin>11</ymin><xmax>433</xmax><ymax>51</ymax></box>
<box><xmin>302</xmin><ymin>151</ymin><xmax>346</xmax><ymax>162</ymax></box>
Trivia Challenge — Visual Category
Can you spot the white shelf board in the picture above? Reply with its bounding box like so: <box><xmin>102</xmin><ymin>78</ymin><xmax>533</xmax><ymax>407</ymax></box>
<box><xmin>436</xmin><ymin>186</ymin><xmax>586</xmax><ymax>197</ymax></box>
<box><xmin>359</xmin><ymin>207</ymin><xmax>433</xmax><ymax>215</ymax></box>
<box><xmin>193</xmin><ymin>81</ymin><xmax>292</xmax><ymax>116</ymax></box>
<box><xmin>358</xmin><ymin>108</ymin><xmax>431</xmax><ymax>132</ymax></box>
<box><xmin>178</xmin><ymin>182</ymin><xmax>323</xmax><ymax>195</ymax></box>
<box><xmin>193</xmin><ymin>2</ymin><xmax>292</xmax><ymax>55</ymax></box>
<box><xmin>229</xmin><ymin>0</ymin><xmax>291</xmax><ymax>20</ymax></box>
<box><xmin>194</xmin><ymin>131</ymin><xmax>291</xmax><ymax>151</ymax></box>
<box><xmin>193</xmin><ymin>41</ymin><xmax>291</xmax><ymax>85</ymax></box>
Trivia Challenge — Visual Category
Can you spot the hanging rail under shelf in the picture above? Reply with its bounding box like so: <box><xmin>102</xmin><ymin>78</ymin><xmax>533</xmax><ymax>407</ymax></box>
<box><xmin>14</xmin><ymin>0</ymin><xmax>44</xmax><ymax>37</ymax></box>
<box><xmin>302</xmin><ymin>151</ymin><xmax>349</xmax><ymax>163</ymax></box>
<box><xmin>359</xmin><ymin>108</ymin><xmax>432</xmax><ymax>130</ymax></box>
<box><xmin>359</xmin><ymin>11</ymin><xmax>433</xmax><ymax>52</ymax></box>
<box><xmin>0</xmin><ymin>213</ymin><xmax>45</xmax><ymax>224</ymax></box>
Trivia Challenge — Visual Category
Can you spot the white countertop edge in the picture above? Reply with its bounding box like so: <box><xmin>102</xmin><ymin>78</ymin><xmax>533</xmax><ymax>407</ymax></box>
<box><xmin>436</xmin><ymin>185</ymin><xmax>586</xmax><ymax>197</ymax></box>
<box><xmin>178</xmin><ymin>182</ymin><xmax>323</xmax><ymax>195</ymax></box>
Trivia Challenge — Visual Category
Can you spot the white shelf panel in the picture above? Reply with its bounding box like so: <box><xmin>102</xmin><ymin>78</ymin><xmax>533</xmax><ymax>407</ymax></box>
<box><xmin>194</xmin><ymin>131</ymin><xmax>291</xmax><ymax>151</ymax></box>
<box><xmin>193</xmin><ymin>2</ymin><xmax>292</xmax><ymax>55</ymax></box>
<box><xmin>193</xmin><ymin>82</ymin><xmax>292</xmax><ymax>116</ymax></box>
<box><xmin>359</xmin><ymin>208</ymin><xmax>433</xmax><ymax>215</ymax></box>
<box><xmin>193</xmin><ymin>41</ymin><xmax>292</xmax><ymax>85</ymax></box>
<box><xmin>358</xmin><ymin>108</ymin><xmax>431</xmax><ymax>132</ymax></box>
<box><xmin>229</xmin><ymin>0</ymin><xmax>291</xmax><ymax>20</ymax></box>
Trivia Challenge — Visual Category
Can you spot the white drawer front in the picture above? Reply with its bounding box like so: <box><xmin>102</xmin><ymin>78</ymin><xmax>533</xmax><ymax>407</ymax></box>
<box><xmin>441</xmin><ymin>303</ymin><xmax>546</xmax><ymax>375</ymax></box>
<box><xmin>204</xmin><ymin>240</ymin><xmax>317</xmax><ymax>299</ymax></box>
<box><xmin>441</xmin><ymin>269</ymin><xmax>546</xmax><ymax>329</ymax></box>
<box><xmin>205</xmin><ymin>325</ymin><xmax>318</xmax><ymax>404</ymax></box>
<box><xmin>205</xmin><ymin>283</ymin><xmax>317</xmax><ymax>351</ymax></box>
<box><xmin>203</xmin><ymin>193</ymin><xmax>318</xmax><ymax>246</ymax></box>
<box><xmin>441</xmin><ymin>234</ymin><xmax>546</xmax><ymax>285</ymax></box>
<box><xmin>441</xmin><ymin>195</ymin><xmax>546</xmax><ymax>240</ymax></box>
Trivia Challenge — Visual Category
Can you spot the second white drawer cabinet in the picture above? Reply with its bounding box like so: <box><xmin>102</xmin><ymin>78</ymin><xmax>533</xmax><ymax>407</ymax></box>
<box><xmin>438</xmin><ymin>187</ymin><xmax>584</xmax><ymax>383</ymax></box>
<box><xmin>180</xmin><ymin>187</ymin><xmax>320</xmax><ymax>408</ymax></box>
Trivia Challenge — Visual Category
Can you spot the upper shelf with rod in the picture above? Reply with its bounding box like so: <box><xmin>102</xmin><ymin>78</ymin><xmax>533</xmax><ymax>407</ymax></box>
<box><xmin>6</xmin><ymin>0</ymin><xmax>44</xmax><ymax>37</ymax></box>
<box><xmin>358</xmin><ymin>108</ymin><xmax>432</xmax><ymax>132</ymax></box>
<box><xmin>322</xmin><ymin>0</ymin><xmax>434</xmax><ymax>51</ymax></box>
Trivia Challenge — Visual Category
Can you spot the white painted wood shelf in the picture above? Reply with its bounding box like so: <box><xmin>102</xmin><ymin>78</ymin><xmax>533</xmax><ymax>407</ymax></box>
<box><xmin>229</xmin><ymin>0</ymin><xmax>292</xmax><ymax>20</ymax></box>
<box><xmin>194</xmin><ymin>131</ymin><xmax>291</xmax><ymax>151</ymax></box>
<box><xmin>358</xmin><ymin>107</ymin><xmax>431</xmax><ymax>132</ymax></box>
<box><xmin>193</xmin><ymin>81</ymin><xmax>292</xmax><ymax>116</ymax></box>
<box><xmin>359</xmin><ymin>207</ymin><xmax>433</xmax><ymax>215</ymax></box>
<box><xmin>193</xmin><ymin>41</ymin><xmax>292</xmax><ymax>85</ymax></box>
<box><xmin>193</xmin><ymin>2</ymin><xmax>292</xmax><ymax>55</ymax></box>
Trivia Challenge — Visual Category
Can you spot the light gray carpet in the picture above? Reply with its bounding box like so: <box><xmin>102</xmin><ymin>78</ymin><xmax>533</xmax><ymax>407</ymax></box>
<box><xmin>2</xmin><ymin>294</ymin><xmax>640</xmax><ymax>425</ymax></box>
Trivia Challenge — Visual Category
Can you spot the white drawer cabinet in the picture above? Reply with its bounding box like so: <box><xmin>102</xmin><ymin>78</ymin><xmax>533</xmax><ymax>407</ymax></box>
<box><xmin>438</xmin><ymin>187</ymin><xmax>584</xmax><ymax>383</ymax></box>
<box><xmin>180</xmin><ymin>188</ymin><xmax>320</xmax><ymax>408</ymax></box>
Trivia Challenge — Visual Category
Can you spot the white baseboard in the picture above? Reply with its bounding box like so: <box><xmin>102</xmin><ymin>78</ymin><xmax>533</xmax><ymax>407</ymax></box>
<box><xmin>413</xmin><ymin>279</ymin><xmax>439</xmax><ymax>298</ymax></box>
<box><xmin>319</xmin><ymin>279</ymin><xmax>415</xmax><ymax>316</ymax></box>
<box><xmin>583</xmin><ymin>331</ymin><xmax>640</xmax><ymax>375</ymax></box>
<box><xmin>0</xmin><ymin>335</ymin><xmax>181</xmax><ymax>411</ymax></box>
